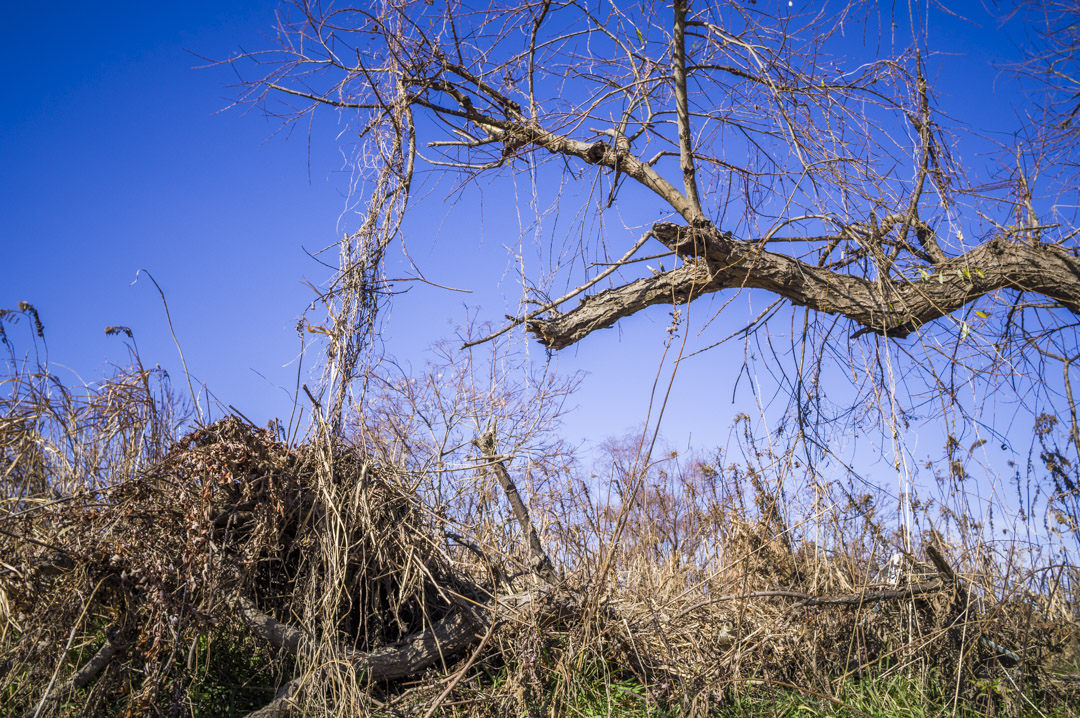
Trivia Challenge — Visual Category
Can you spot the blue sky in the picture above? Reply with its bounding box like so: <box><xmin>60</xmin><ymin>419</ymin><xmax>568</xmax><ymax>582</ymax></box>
<box><xmin>2</xmin><ymin>3</ymin><xmax>335</xmax><ymax>413</ymax></box>
<box><xmin>0</xmin><ymin>1</ymin><xmax>1055</xmax><ymax>484</ymax></box>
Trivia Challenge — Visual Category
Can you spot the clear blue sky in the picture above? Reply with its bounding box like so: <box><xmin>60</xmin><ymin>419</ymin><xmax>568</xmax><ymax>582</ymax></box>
<box><xmin>0</xmin><ymin>1</ymin><xmax>1047</xmax><ymax>478</ymax></box>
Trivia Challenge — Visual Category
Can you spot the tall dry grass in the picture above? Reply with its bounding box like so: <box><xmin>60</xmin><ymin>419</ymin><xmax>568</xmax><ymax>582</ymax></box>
<box><xmin>1</xmin><ymin>309</ymin><xmax>1078</xmax><ymax>716</ymax></box>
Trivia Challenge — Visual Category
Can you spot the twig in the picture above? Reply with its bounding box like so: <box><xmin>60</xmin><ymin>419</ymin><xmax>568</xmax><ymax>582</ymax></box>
<box><xmin>445</xmin><ymin>531</ymin><xmax>514</xmax><ymax>588</ymax></box>
<box><xmin>27</xmin><ymin>579</ymin><xmax>108</xmax><ymax>718</ymax></box>
<box><xmin>301</xmin><ymin>384</ymin><xmax>323</xmax><ymax>414</ymax></box>
<box><xmin>133</xmin><ymin>270</ymin><xmax>204</xmax><ymax>424</ymax></box>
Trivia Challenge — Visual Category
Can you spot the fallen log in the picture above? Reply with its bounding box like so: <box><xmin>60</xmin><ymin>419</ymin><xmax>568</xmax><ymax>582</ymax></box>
<box><xmin>238</xmin><ymin>586</ymin><xmax>575</xmax><ymax>717</ymax></box>
<box><xmin>22</xmin><ymin>624</ymin><xmax>125</xmax><ymax>718</ymax></box>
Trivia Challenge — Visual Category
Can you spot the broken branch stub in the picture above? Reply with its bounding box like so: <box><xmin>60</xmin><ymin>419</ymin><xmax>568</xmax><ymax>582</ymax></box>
<box><xmin>473</xmin><ymin>431</ymin><xmax>558</xmax><ymax>585</ymax></box>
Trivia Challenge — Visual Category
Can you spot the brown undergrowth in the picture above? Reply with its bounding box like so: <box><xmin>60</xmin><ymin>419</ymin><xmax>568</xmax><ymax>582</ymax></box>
<box><xmin>0</xmin><ymin>410</ymin><xmax>477</xmax><ymax>716</ymax></box>
<box><xmin>1</xmin><ymin>327</ymin><xmax>1078</xmax><ymax>715</ymax></box>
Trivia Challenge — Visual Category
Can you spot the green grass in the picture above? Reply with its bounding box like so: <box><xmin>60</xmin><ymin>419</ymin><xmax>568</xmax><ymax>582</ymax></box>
<box><xmin>12</xmin><ymin>628</ymin><xmax>1079</xmax><ymax>718</ymax></box>
<box><xmin>711</xmin><ymin>673</ymin><xmax>1073</xmax><ymax>717</ymax></box>
<box><xmin>445</xmin><ymin>663</ymin><xmax>1077</xmax><ymax>718</ymax></box>
<box><xmin>173</xmin><ymin>631</ymin><xmax>282</xmax><ymax>717</ymax></box>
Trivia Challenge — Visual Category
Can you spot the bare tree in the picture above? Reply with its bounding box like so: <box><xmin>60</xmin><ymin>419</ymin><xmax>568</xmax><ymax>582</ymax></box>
<box><xmin>231</xmin><ymin>0</ymin><xmax>1080</xmax><ymax>543</ymax></box>
<box><xmin>237</xmin><ymin>0</ymin><xmax>1078</xmax><ymax>344</ymax></box>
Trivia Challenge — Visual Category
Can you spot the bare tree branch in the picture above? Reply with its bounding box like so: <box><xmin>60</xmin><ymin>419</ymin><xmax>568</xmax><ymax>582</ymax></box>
<box><xmin>529</xmin><ymin>222</ymin><xmax>1080</xmax><ymax>349</ymax></box>
<box><xmin>473</xmin><ymin>430</ymin><xmax>558</xmax><ymax>585</ymax></box>
<box><xmin>672</xmin><ymin>0</ymin><xmax>703</xmax><ymax>218</ymax></box>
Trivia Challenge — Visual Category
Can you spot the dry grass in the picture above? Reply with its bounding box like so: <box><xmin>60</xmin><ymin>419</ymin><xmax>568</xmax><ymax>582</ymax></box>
<box><xmin>1</xmin><ymin>314</ymin><xmax>1078</xmax><ymax>717</ymax></box>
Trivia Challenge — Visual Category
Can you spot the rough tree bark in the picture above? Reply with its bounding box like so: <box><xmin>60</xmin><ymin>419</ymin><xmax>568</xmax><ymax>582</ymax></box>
<box><xmin>238</xmin><ymin>587</ymin><xmax>572</xmax><ymax>718</ymax></box>
<box><xmin>529</xmin><ymin>222</ymin><xmax>1080</xmax><ymax>349</ymax></box>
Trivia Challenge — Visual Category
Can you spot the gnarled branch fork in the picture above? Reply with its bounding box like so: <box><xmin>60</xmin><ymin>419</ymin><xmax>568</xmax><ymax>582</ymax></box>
<box><xmin>528</xmin><ymin>222</ymin><xmax>1080</xmax><ymax>349</ymax></box>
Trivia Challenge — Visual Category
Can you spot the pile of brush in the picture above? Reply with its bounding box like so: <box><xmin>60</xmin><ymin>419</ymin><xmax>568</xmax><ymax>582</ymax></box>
<box><xmin>1</xmin><ymin>417</ymin><xmax>556</xmax><ymax>716</ymax></box>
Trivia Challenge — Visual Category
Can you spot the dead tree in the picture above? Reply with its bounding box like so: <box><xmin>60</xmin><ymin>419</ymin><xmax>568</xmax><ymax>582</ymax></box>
<box><xmin>231</xmin><ymin>0</ymin><xmax>1080</xmax><ymax>564</ymax></box>
<box><xmin>237</xmin><ymin>0</ymin><xmax>1078</xmax><ymax>349</ymax></box>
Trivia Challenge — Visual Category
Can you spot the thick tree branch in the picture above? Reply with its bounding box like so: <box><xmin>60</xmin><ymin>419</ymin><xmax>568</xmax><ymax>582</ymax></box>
<box><xmin>528</xmin><ymin>222</ymin><xmax>1080</xmax><ymax>349</ymax></box>
<box><xmin>237</xmin><ymin>596</ymin><xmax>481</xmax><ymax>682</ymax></box>
<box><xmin>525</xmin><ymin>129</ymin><xmax>704</xmax><ymax>223</ymax></box>
<box><xmin>527</xmin><ymin>260</ymin><xmax>713</xmax><ymax>349</ymax></box>
<box><xmin>406</xmin><ymin>85</ymin><xmax>704</xmax><ymax>223</ymax></box>
<box><xmin>243</xmin><ymin>680</ymin><xmax>299</xmax><ymax>718</ymax></box>
<box><xmin>672</xmin><ymin>0</ymin><xmax>703</xmax><ymax>215</ymax></box>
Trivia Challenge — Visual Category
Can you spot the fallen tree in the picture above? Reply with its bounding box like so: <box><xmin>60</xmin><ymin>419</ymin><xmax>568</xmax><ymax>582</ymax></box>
<box><xmin>1</xmin><ymin>312</ymin><xmax>1074</xmax><ymax>716</ymax></box>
